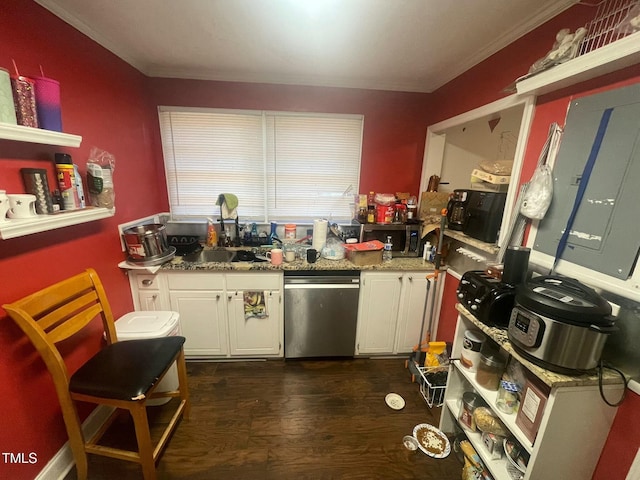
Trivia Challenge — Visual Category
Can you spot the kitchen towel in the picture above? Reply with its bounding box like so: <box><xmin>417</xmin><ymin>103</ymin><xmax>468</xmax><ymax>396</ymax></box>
<box><xmin>312</xmin><ymin>219</ymin><xmax>328</xmax><ymax>252</ymax></box>
<box><xmin>244</xmin><ymin>291</ymin><xmax>268</xmax><ymax>319</ymax></box>
<box><xmin>216</xmin><ymin>193</ymin><xmax>238</xmax><ymax>219</ymax></box>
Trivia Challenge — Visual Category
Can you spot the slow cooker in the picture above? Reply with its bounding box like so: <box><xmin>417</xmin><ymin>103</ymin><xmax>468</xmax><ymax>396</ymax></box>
<box><xmin>508</xmin><ymin>275</ymin><xmax>616</xmax><ymax>374</ymax></box>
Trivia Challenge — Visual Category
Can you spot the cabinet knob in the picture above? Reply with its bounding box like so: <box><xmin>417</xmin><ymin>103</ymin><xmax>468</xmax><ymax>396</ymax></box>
<box><xmin>216</xmin><ymin>294</ymin><xmax>221</xmax><ymax>300</ymax></box>
<box><xmin>408</xmin><ymin>276</ymin><xmax>413</xmax><ymax>282</ymax></box>
<box><xmin>142</xmin><ymin>279</ymin><xmax>153</xmax><ymax>286</ymax></box>
<box><xmin>398</xmin><ymin>276</ymin><xmax>403</xmax><ymax>281</ymax></box>
<box><xmin>152</xmin><ymin>294</ymin><xmax>157</xmax><ymax>300</ymax></box>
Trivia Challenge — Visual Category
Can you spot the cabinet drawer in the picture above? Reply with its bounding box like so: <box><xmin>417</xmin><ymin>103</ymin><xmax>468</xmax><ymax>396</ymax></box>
<box><xmin>167</xmin><ymin>272</ymin><xmax>224</xmax><ymax>290</ymax></box>
<box><xmin>135</xmin><ymin>274</ymin><xmax>162</xmax><ymax>290</ymax></box>
<box><xmin>225</xmin><ymin>272</ymin><xmax>282</xmax><ymax>291</ymax></box>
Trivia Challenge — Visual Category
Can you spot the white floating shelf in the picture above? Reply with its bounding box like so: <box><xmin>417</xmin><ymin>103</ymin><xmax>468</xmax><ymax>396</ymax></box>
<box><xmin>516</xmin><ymin>31</ymin><xmax>640</xmax><ymax>96</ymax></box>
<box><xmin>0</xmin><ymin>207</ymin><xmax>115</xmax><ymax>239</ymax></box>
<box><xmin>0</xmin><ymin>123</ymin><xmax>82</xmax><ymax>147</ymax></box>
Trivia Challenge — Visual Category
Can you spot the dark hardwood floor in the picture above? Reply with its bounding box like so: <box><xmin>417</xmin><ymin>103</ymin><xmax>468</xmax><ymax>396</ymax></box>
<box><xmin>66</xmin><ymin>359</ymin><xmax>463</xmax><ymax>479</ymax></box>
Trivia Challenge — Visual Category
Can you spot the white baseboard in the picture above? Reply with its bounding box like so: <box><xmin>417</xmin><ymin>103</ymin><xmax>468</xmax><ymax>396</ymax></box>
<box><xmin>35</xmin><ymin>406</ymin><xmax>114</xmax><ymax>480</ymax></box>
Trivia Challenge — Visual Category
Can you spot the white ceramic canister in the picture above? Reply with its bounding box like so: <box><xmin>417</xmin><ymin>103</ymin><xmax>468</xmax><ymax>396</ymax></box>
<box><xmin>0</xmin><ymin>190</ymin><xmax>9</xmax><ymax>222</ymax></box>
<box><xmin>0</xmin><ymin>68</ymin><xmax>17</xmax><ymax>125</ymax></box>
<box><xmin>460</xmin><ymin>330</ymin><xmax>486</xmax><ymax>372</ymax></box>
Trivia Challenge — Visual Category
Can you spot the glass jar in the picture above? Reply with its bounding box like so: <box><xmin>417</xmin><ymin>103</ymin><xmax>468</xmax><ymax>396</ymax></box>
<box><xmin>458</xmin><ymin>391</ymin><xmax>485</xmax><ymax>432</ymax></box>
<box><xmin>496</xmin><ymin>376</ymin><xmax>521</xmax><ymax>414</ymax></box>
<box><xmin>475</xmin><ymin>352</ymin><xmax>506</xmax><ymax>391</ymax></box>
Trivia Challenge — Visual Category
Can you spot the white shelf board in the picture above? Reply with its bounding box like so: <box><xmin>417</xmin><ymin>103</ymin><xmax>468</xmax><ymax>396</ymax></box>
<box><xmin>0</xmin><ymin>123</ymin><xmax>82</xmax><ymax>147</ymax></box>
<box><xmin>516</xmin><ymin>31</ymin><xmax>640</xmax><ymax>96</ymax></box>
<box><xmin>0</xmin><ymin>207</ymin><xmax>114</xmax><ymax>239</ymax></box>
<box><xmin>455</xmin><ymin>362</ymin><xmax>534</xmax><ymax>453</ymax></box>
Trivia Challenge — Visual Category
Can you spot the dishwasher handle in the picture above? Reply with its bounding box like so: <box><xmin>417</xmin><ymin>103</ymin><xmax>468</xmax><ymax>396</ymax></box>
<box><xmin>284</xmin><ymin>283</ymin><xmax>360</xmax><ymax>290</ymax></box>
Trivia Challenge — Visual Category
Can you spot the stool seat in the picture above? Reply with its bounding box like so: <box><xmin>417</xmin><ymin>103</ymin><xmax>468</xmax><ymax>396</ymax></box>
<box><xmin>70</xmin><ymin>337</ymin><xmax>185</xmax><ymax>401</ymax></box>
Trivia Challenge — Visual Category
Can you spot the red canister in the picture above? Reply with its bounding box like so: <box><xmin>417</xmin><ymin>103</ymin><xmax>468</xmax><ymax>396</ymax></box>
<box><xmin>376</xmin><ymin>204</ymin><xmax>395</xmax><ymax>224</ymax></box>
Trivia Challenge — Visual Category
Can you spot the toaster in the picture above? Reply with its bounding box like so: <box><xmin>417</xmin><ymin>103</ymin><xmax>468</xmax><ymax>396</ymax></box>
<box><xmin>457</xmin><ymin>270</ymin><xmax>516</xmax><ymax>328</ymax></box>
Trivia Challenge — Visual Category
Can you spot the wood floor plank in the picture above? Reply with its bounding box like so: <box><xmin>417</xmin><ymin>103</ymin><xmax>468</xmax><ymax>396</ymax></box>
<box><xmin>65</xmin><ymin>358</ymin><xmax>462</xmax><ymax>479</ymax></box>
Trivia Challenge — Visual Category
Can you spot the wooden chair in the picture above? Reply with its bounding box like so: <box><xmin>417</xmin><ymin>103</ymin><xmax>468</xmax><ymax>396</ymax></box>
<box><xmin>3</xmin><ymin>268</ymin><xmax>190</xmax><ymax>480</ymax></box>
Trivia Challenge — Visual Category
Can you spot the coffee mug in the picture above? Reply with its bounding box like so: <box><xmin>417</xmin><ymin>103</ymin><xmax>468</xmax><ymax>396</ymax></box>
<box><xmin>266</xmin><ymin>248</ymin><xmax>283</xmax><ymax>266</ymax></box>
<box><xmin>7</xmin><ymin>194</ymin><xmax>37</xmax><ymax>219</ymax></box>
<box><xmin>306</xmin><ymin>248</ymin><xmax>321</xmax><ymax>263</ymax></box>
<box><xmin>284</xmin><ymin>249</ymin><xmax>296</xmax><ymax>262</ymax></box>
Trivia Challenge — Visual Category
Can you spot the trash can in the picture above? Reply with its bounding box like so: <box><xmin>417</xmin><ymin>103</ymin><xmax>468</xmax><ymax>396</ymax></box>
<box><xmin>114</xmin><ymin>311</ymin><xmax>180</xmax><ymax>406</ymax></box>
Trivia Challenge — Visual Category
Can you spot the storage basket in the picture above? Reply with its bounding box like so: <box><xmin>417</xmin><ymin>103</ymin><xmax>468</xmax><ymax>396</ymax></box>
<box><xmin>417</xmin><ymin>365</ymin><xmax>448</xmax><ymax>407</ymax></box>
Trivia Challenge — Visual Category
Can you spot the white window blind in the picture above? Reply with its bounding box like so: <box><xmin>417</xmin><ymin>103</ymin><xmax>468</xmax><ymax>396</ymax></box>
<box><xmin>159</xmin><ymin>107</ymin><xmax>363</xmax><ymax>222</ymax></box>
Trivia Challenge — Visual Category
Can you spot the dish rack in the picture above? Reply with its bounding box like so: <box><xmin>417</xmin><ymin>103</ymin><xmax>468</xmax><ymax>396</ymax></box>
<box><xmin>417</xmin><ymin>365</ymin><xmax>448</xmax><ymax>408</ymax></box>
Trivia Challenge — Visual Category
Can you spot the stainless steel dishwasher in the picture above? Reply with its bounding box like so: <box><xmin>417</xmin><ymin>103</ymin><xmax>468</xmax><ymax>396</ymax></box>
<box><xmin>284</xmin><ymin>271</ymin><xmax>360</xmax><ymax>358</ymax></box>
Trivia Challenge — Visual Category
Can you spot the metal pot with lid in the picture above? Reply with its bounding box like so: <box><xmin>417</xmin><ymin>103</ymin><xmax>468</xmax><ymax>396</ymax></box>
<box><xmin>123</xmin><ymin>223</ymin><xmax>175</xmax><ymax>265</ymax></box>
<box><xmin>508</xmin><ymin>275</ymin><xmax>616</xmax><ymax>374</ymax></box>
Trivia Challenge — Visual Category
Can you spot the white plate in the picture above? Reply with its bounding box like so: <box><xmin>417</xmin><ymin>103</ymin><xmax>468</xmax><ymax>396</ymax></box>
<box><xmin>385</xmin><ymin>393</ymin><xmax>405</xmax><ymax>410</ymax></box>
<box><xmin>412</xmin><ymin>423</ymin><xmax>451</xmax><ymax>458</ymax></box>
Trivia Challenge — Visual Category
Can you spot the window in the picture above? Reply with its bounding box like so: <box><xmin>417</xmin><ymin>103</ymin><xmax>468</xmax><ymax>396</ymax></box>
<box><xmin>158</xmin><ymin>107</ymin><xmax>363</xmax><ymax>222</ymax></box>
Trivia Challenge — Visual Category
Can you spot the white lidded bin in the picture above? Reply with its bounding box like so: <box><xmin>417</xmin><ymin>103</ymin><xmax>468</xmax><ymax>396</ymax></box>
<box><xmin>114</xmin><ymin>311</ymin><xmax>180</xmax><ymax>406</ymax></box>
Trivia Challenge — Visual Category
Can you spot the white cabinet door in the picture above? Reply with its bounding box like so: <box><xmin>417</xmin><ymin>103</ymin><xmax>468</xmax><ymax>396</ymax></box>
<box><xmin>227</xmin><ymin>290</ymin><xmax>282</xmax><ymax>356</ymax></box>
<box><xmin>356</xmin><ymin>272</ymin><xmax>403</xmax><ymax>354</ymax></box>
<box><xmin>169</xmin><ymin>290</ymin><xmax>228</xmax><ymax>357</ymax></box>
<box><xmin>138</xmin><ymin>290</ymin><xmax>165</xmax><ymax>311</ymax></box>
<box><xmin>395</xmin><ymin>272</ymin><xmax>432</xmax><ymax>353</ymax></box>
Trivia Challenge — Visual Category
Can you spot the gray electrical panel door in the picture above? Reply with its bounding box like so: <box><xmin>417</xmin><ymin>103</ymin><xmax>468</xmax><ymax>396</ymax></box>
<box><xmin>533</xmin><ymin>83</ymin><xmax>640</xmax><ymax>280</ymax></box>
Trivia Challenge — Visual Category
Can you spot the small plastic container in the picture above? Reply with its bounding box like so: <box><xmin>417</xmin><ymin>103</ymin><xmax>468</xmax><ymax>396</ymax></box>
<box><xmin>476</xmin><ymin>352</ymin><xmax>506</xmax><ymax>391</ymax></box>
<box><xmin>284</xmin><ymin>224</ymin><xmax>296</xmax><ymax>239</ymax></box>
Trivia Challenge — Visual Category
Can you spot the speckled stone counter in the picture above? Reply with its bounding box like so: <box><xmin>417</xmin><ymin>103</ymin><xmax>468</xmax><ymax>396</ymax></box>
<box><xmin>161</xmin><ymin>250</ymin><xmax>438</xmax><ymax>272</ymax></box>
<box><xmin>456</xmin><ymin>303</ymin><xmax>624</xmax><ymax>388</ymax></box>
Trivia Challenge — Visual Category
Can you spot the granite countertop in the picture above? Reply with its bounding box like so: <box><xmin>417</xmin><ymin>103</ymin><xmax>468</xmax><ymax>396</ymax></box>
<box><xmin>162</xmin><ymin>251</ymin><xmax>437</xmax><ymax>272</ymax></box>
<box><xmin>455</xmin><ymin>304</ymin><xmax>624</xmax><ymax>389</ymax></box>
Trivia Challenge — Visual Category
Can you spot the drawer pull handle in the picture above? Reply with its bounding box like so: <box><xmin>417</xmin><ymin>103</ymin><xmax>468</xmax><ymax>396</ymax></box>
<box><xmin>142</xmin><ymin>279</ymin><xmax>153</xmax><ymax>286</ymax></box>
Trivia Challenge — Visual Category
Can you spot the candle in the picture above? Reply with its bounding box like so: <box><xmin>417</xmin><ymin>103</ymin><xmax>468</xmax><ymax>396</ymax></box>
<box><xmin>11</xmin><ymin>75</ymin><xmax>38</xmax><ymax>127</ymax></box>
<box><xmin>0</xmin><ymin>68</ymin><xmax>17</xmax><ymax>125</ymax></box>
<box><xmin>34</xmin><ymin>76</ymin><xmax>62</xmax><ymax>131</ymax></box>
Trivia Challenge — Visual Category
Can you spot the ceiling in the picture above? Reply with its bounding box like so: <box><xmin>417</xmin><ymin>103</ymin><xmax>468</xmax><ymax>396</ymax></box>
<box><xmin>36</xmin><ymin>0</ymin><xmax>577</xmax><ymax>93</ymax></box>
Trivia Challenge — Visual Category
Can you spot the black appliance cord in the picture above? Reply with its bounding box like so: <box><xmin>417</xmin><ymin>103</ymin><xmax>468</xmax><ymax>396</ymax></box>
<box><xmin>598</xmin><ymin>360</ymin><xmax>628</xmax><ymax>407</ymax></box>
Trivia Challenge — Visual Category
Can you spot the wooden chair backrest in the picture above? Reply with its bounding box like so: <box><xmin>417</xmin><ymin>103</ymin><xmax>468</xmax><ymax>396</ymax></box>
<box><xmin>3</xmin><ymin>268</ymin><xmax>119</xmax><ymax>385</ymax></box>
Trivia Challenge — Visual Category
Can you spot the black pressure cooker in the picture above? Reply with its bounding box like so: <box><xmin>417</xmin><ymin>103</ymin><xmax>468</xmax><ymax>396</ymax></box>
<box><xmin>508</xmin><ymin>275</ymin><xmax>617</xmax><ymax>374</ymax></box>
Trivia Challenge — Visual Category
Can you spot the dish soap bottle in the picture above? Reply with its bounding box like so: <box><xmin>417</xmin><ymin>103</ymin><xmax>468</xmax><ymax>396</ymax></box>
<box><xmin>383</xmin><ymin>235</ymin><xmax>393</xmax><ymax>261</ymax></box>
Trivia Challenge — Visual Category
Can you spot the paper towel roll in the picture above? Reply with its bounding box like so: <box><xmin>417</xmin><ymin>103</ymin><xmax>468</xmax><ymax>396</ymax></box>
<box><xmin>312</xmin><ymin>219</ymin><xmax>328</xmax><ymax>252</ymax></box>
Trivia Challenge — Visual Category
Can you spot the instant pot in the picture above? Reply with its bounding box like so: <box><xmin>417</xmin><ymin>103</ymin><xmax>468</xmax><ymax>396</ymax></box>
<box><xmin>508</xmin><ymin>275</ymin><xmax>617</xmax><ymax>374</ymax></box>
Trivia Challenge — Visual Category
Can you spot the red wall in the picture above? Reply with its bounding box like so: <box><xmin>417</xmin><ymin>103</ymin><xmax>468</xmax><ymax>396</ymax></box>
<box><xmin>0</xmin><ymin>1</ymin><xmax>167</xmax><ymax>478</ymax></box>
<box><xmin>428</xmin><ymin>4</ymin><xmax>640</xmax><ymax>479</ymax></box>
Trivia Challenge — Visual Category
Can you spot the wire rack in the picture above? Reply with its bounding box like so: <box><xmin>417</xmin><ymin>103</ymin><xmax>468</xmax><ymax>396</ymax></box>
<box><xmin>417</xmin><ymin>366</ymin><xmax>448</xmax><ymax>408</ymax></box>
<box><xmin>578</xmin><ymin>0</ymin><xmax>637</xmax><ymax>56</ymax></box>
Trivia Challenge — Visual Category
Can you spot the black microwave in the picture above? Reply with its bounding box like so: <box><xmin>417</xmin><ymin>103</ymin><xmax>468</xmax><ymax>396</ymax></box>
<box><xmin>358</xmin><ymin>223</ymin><xmax>421</xmax><ymax>257</ymax></box>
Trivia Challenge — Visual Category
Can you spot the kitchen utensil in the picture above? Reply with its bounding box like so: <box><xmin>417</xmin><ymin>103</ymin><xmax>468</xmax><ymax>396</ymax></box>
<box><xmin>508</xmin><ymin>275</ymin><xmax>616</xmax><ymax>373</ymax></box>
<box><xmin>266</xmin><ymin>248</ymin><xmax>283</xmax><ymax>265</ymax></box>
<box><xmin>123</xmin><ymin>223</ymin><xmax>171</xmax><ymax>262</ymax></box>
<box><xmin>306</xmin><ymin>248</ymin><xmax>320</xmax><ymax>263</ymax></box>
<box><xmin>385</xmin><ymin>393</ymin><xmax>405</xmax><ymax>410</ymax></box>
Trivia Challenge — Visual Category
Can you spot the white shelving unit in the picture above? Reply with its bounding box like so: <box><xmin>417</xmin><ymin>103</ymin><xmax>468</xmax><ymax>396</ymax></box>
<box><xmin>0</xmin><ymin>123</ymin><xmax>115</xmax><ymax>239</ymax></box>
<box><xmin>0</xmin><ymin>207</ymin><xmax>115</xmax><ymax>239</ymax></box>
<box><xmin>516</xmin><ymin>31</ymin><xmax>640</xmax><ymax>97</ymax></box>
<box><xmin>440</xmin><ymin>306</ymin><xmax>625</xmax><ymax>480</ymax></box>
<box><xmin>0</xmin><ymin>123</ymin><xmax>81</xmax><ymax>147</ymax></box>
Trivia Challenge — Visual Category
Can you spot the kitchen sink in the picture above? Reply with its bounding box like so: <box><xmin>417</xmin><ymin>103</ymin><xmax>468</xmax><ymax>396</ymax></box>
<box><xmin>182</xmin><ymin>249</ymin><xmax>237</xmax><ymax>263</ymax></box>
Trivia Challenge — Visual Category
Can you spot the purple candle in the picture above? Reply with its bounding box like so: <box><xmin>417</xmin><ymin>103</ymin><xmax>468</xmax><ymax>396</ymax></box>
<box><xmin>34</xmin><ymin>76</ymin><xmax>62</xmax><ymax>132</ymax></box>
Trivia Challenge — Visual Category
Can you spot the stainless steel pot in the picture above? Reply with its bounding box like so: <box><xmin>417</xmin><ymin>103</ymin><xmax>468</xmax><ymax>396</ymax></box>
<box><xmin>123</xmin><ymin>223</ymin><xmax>169</xmax><ymax>260</ymax></box>
<box><xmin>508</xmin><ymin>275</ymin><xmax>616</xmax><ymax>373</ymax></box>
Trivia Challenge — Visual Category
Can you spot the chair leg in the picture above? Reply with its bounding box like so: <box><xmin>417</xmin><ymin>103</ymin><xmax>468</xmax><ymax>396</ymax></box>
<box><xmin>58</xmin><ymin>394</ymin><xmax>89</xmax><ymax>480</ymax></box>
<box><xmin>176</xmin><ymin>349</ymin><xmax>191</xmax><ymax>419</ymax></box>
<box><xmin>130</xmin><ymin>403</ymin><xmax>156</xmax><ymax>480</ymax></box>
